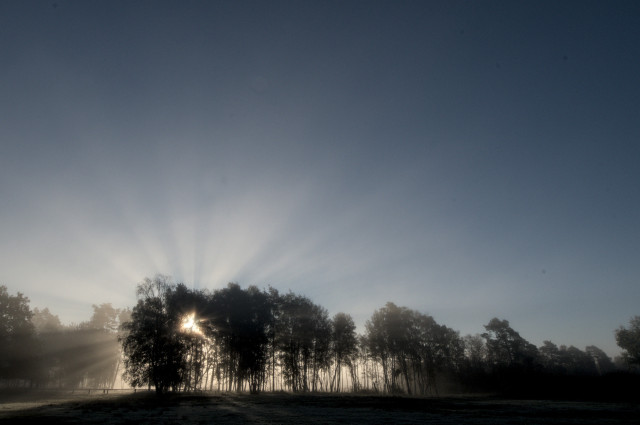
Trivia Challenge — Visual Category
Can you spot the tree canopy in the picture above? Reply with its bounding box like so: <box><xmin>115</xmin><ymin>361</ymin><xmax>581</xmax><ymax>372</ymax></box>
<box><xmin>615</xmin><ymin>316</ymin><xmax>640</xmax><ymax>370</ymax></box>
<box><xmin>0</xmin><ymin>279</ymin><xmax>635</xmax><ymax>398</ymax></box>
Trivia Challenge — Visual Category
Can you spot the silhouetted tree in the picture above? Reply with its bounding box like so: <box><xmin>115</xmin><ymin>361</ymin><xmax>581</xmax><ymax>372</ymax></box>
<box><xmin>120</xmin><ymin>275</ymin><xmax>188</xmax><ymax>394</ymax></box>
<box><xmin>107</xmin><ymin>275</ymin><xmax>632</xmax><ymax>396</ymax></box>
<box><xmin>0</xmin><ymin>285</ymin><xmax>38</xmax><ymax>385</ymax></box>
<box><xmin>463</xmin><ymin>334</ymin><xmax>486</xmax><ymax>369</ymax></box>
<box><xmin>539</xmin><ymin>340</ymin><xmax>564</xmax><ymax>373</ymax></box>
<box><xmin>558</xmin><ymin>345</ymin><xmax>598</xmax><ymax>375</ymax></box>
<box><xmin>265</xmin><ymin>286</ymin><xmax>281</xmax><ymax>392</ymax></box>
<box><xmin>585</xmin><ymin>345</ymin><xmax>615</xmax><ymax>375</ymax></box>
<box><xmin>167</xmin><ymin>283</ymin><xmax>210</xmax><ymax>390</ymax></box>
<box><xmin>309</xmin><ymin>304</ymin><xmax>332</xmax><ymax>391</ymax></box>
<box><xmin>482</xmin><ymin>318</ymin><xmax>538</xmax><ymax>369</ymax></box>
<box><xmin>459</xmin><ymin>334</ymin><xmax>489</xmax><ymax>390</ymax></box>
<box><xmin>414</xmin><ymin>315</ymin><xmax>464</xmax><ymax>395</ymax></box>
<box><xmin>276</xmin><ymin>292</ymin><xmax>331</xmax><ymax>392</ymax></box>
<box><xmin>364</xmin><ymin>303</ymin><xmax>460</xmax><ymax>395</ymax></box>
<box><xmin>330</xmin><ymin>313</ymin><xmax>358</xmax><ymax>392</ymax></box>
<box><xmin>615</xmin><ymin>316</ymin><xmax>640</xmax><ymax>371</ymax></box>
<box><xmin>206</xmin><ymin>283</ymin><xmax>272</xmax><ymax>393</ymax></box>
<box><xmin>365</xmin><ymin>302</ymin><xmax>410</xmax><ymax>394</ymax></box>
<box><xmin>357</xmin><ymin>334</ymin><xmax>378</xmax><ymax>391</ymax></box>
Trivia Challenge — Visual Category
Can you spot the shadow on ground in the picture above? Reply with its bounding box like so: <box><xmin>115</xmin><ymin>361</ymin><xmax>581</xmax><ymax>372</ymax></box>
<box><xmin>1</xmin><ymin>390</ymin><xmax>638</xmax><ymax>424</ymax></box>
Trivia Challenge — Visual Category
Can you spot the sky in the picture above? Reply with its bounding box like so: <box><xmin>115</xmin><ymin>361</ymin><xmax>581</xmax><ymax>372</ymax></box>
<box><xmin>1</xmin><ymin>1</ymin><xmax>639</xmax><ymax>357</ymax></box>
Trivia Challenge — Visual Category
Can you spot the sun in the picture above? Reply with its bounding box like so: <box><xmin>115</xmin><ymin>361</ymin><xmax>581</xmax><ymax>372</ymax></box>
<box><xmin>181</xmin><ymin>313</ymin><xmax>203</xmax><ymax>335</ymax></box>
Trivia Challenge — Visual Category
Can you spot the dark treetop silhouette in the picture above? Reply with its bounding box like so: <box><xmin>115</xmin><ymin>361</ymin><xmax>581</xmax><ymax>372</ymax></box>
<box><xmin>1</xmin><ymin>278</ymin><xmax>638</xmax><ymax>399</ymax></box>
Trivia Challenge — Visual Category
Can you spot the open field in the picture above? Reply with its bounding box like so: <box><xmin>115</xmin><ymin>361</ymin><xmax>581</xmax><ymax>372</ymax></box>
<box><xmin>1</xmin><ymin>390</ymin><xmax>638</xmax><ymax>424</ymax></box>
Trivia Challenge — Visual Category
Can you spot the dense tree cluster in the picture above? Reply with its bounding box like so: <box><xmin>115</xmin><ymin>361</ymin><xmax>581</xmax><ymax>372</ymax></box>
<box><xmin>0</xmin><ymin>285</ymin><xmax>127</xmax><ymax>389</ymax></box>
<box><xmin>0</xmin><ymin>286</ymin><xmax>37</xmax><ymax>382</ymax></box>
<box><xmin>1</xmin><ymin>279</ymin><xmax>639</xmax><ymax>398</ymax></box>
<box><xmin>119</xmin><ymin>277</ymin><xmax>343</xmax><ymax>394</ymax></box>
<box><xmin>615</xmin><ymin>316</ymin><xmax>640</xmax><ymax>371</ymax></box>
<box><xmin>364</xmin><ymin>302</ymin><xmax>463</xmax><ymax>394</ymax></box>
<box><xmin>115</xmin><ymin>276</ymin><xmax>639</xmax><ymax>396</ymax></box>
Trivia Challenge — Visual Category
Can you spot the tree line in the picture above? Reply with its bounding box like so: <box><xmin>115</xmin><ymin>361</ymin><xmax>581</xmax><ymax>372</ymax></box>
<box><xmin>1</xmin><ymin>278</ymin><xmax>639</xmax><ymax>397</ymax></box>
<box><xmin>0</xmin><ymin>285</ymin><xmax>129</xmax><ymax>389</ymax></box>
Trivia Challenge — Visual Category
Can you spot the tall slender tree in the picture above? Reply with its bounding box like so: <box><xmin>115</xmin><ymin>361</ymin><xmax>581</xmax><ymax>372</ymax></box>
<box><xmin>120</xmin><ymin>275</ymin><xmax>188</xmax><ymax>394</ymax></box>
<box><xmin>331</xmin><ymin>313</ymin><xmax>358</xmax><ymax>392</ymax></box>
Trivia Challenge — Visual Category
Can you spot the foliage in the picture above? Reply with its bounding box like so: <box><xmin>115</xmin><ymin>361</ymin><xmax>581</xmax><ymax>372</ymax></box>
<box><xmin>364</xmin><ymin>302</ymin><xmax>462</xmax><ymax>395</ymax></box>
<box><xmin>33</xmin><ymin>304</ymin><xmax>124</xmax><ymax>389</ymax></box>
<box><xmin>331</xmin><ymin>312</ymin><xmax>358</xmax><ymax>392</ymax></box>
<box><xmin>276</xmin><ymin>292</ymin><xmax>332</xmax><ymax>392</ymax></box>
<box><xmin>481</xmin><ymin>318</ymin><xmax>538</xmax><ymax>369</ymax></box>
<box><xmin>205</xmin><ymin>283</ymin><xmax>272</xmax><ymax>393</ymax></box>
<box><xmin>32</xmin><ymin>307</ymin><xmax>63</xmax><ymax>334</ymax></box>
<box><xmin>615</xmin><ymin>316</ymin><xmax>640</xmax><ymax>370</ymax></box>
<box><xmin>120</xmin><ymin>275</ymin><xmax>188</xmax><ymax>394</ymax></box>
<box><xmin>0</xmin><ymin>279</ymin><xmax>633</xmax><ymax>398</ymax></box>
<box><xmin>0</xmin><ymin>285</ymin><xmax>38</xmax><ymax>382</ymax></box>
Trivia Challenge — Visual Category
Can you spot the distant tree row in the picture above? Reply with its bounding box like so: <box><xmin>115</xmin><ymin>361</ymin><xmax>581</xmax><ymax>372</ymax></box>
<box><xmin>0</xmin><ymin>285</ymin><xmax>127</xmax><ymax>388</ymax></box>
<box><xmin>1</xmin><ymin>280</ymin><xmax>639</xmax><ymax>397</ymax></box>
<box><xmin>119</xmin><ymin>276</ymin><xmax>348</xmax><ymax>394</ymax></box>
<box><xmin>116</xmin><ymin>276</ymin><xmax>640</xmax><ymax>395</ymax></box>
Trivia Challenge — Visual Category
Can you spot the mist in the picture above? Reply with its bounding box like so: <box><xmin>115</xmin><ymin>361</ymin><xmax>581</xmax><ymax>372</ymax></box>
<box><xmin>1</xmin><ymin>278</ymin><xmax>638</xmax><ymax>400</ymax></box>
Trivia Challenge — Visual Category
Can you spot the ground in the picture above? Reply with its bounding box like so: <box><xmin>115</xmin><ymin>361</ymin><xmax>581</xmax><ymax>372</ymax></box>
<box><xmin>0</xmin><ymin>390</ymin><xmax>638</xmax><ymax>424</ymax></box>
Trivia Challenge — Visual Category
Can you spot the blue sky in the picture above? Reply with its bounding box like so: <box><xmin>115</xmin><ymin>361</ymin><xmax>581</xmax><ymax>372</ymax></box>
<box><xmin>1</xmin><ymin>1</ymin><xmax>639</xmax><ymax>356</ymax></box>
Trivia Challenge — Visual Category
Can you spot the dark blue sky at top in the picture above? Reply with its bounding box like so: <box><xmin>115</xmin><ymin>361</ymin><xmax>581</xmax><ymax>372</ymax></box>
<box><xmin>1</xmin><ymin>1</ymin><xmax>639</xmax><ymax>356</ymax></box>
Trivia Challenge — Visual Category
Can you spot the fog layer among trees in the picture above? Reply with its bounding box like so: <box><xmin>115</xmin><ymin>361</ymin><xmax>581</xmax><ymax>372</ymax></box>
<box><xmin>0</xmin><ymin>285</ymin><xmax>129</xmax><ymax>389</ymax></box>
<box><xmin>1</xmin><ymin>277</ymin><xmax>639</xmax><ymax>398</ymax></box>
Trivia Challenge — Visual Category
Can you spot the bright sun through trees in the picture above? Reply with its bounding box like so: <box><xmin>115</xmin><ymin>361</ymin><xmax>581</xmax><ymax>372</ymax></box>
<box><xmin>181</xmin><ymin>313</ymin><xmax>203</xmax><ymax>335</ymax></box>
